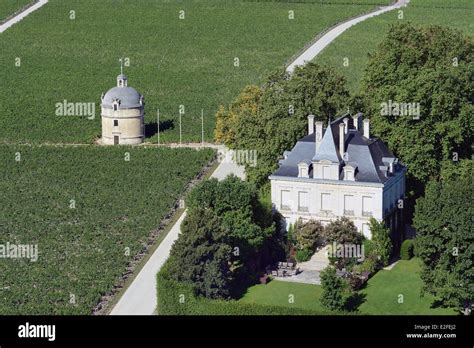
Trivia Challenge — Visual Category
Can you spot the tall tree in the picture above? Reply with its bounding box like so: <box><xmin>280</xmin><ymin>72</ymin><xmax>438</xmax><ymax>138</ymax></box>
<box><xmin>369</xmin><ymin>217</ymin><xmax>392</xmax><ymax>267</ymax></box>
<box><xmin>320</xmin><ymin>266</ymin><xmax>350</xmax><ymax>312</ymax></box>
<box><xmin>413</xmin><ymin>175</ymin><xmax>473</xmax><ymax>314</ymax></box>
<box><xmin>361</xmin><ymin>23</ymin><xmax>473</xmax><ymax>216</ymax></box>
<box><xmin>215</xmin><ymin>63</ymin><xmax>349</xmax><ymax>187</ymax></box>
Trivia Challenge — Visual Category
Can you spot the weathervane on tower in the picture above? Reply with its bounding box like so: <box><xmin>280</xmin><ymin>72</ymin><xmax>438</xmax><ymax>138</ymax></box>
<box><xmin>119</xmin><ymin>57</ymin><xmax>124</xmax><ymax>75</ymax></box>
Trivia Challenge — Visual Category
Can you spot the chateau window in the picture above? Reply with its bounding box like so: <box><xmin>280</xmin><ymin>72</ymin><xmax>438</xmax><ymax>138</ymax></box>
<box><xmin>362</xmin><ymin>196</ymin><xmax>373</xmax><ymax>217</ymax></box>
<box><xmin>321</xmin><ymin>193</ymin><xmax>331</xmax><ymax>212</ymax></box>
<box><xmin>281</xmin><ymin>190</ymin><xmax>291</xmax><ymax>210</ymax></box>
<box><xmin>298</xmin><ymin>191</ymin><xmax>309</xmax><ymax>212</ymax></box>
<box><xmin>113</xmin><ymin>104</ymin><xmax>118</xmax><ymax>111</ymax></box>
<box><xmin>344</xmin><ymin>195</ymin><xmax>354</xmax><ymax>216</ymax></box>
<box><xmin>114</xmin><ymin>120</ymin><xmax>118</xmax><ymax>127</ymax></box>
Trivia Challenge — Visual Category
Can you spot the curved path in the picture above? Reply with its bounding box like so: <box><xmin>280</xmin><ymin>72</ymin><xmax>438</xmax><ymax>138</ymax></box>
<box><xmin>0</xmin><ymin>0</ymin><xmax>48</xmax><ymax>33</ymax></box>
<box><xmin>286</xmin><ymin>0</ymin><xmax>410</xmax><ymax>73</ymax></box>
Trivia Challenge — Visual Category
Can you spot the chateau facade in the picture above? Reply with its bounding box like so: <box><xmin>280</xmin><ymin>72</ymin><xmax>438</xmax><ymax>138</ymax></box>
<box><xmin>269</xmin><ymin>114</ymin><xmax>406</xmax><ymax>242</ymax></box>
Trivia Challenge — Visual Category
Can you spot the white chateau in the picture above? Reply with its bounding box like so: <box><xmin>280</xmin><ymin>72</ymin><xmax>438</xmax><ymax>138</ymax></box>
<box><xmin>100</xmin><ymin>73</ymin><xmax>145</xmax><ymax>145</ymax></box>
<box><xmin>269</xmin><ymin>114</ymin><xmax>406</xmax><ymax>241</ymax></box>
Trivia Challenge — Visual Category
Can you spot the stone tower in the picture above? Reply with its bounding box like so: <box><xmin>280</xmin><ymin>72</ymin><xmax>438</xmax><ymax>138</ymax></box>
<box><xmin>101</xmin><ymin>74</ymin><xmax>144</xmax><ymax>145</ymax></box>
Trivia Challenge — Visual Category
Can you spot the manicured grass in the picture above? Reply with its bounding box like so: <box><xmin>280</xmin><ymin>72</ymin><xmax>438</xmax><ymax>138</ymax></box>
<box><xmin>358</xmin><ymin>258</ymin><xmax>457</xmax><ymax>315</ymax></box>
<box><xmin>0</xmin><ymin>0</ymin><xmax>377</xmax><ymax>144</ymax></box>
<box><xmin>0</xmin><ymin>0</ymin><xmax>32</xmax><ymax>21</ymax></box>
<box><xmin>314</xmin><ymin>0</ymin><xmax>474</xmax><ymax>92</ymax></box>
<box><xmin>240</xmin><ymin>259</ymin><xmax>458</xmax><ymax>315</ymax></box>
<box><xmin>0</xmin><ymin>145</ymin><xmax>214</xmax><ymax>314</ymax></box>
<box><xmin>240</xmin><ymin>279</ymin><xmax>326</xmax><ymax>312</ymax></box>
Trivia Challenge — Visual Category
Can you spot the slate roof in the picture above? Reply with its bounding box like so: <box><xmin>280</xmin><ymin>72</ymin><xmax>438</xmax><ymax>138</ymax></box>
<box><xmin>101</xmin><ymin>75</ymin><xmax>143</xmax><ymax>109</ymax></box>
<box><xmin>312</xmin><ymin>121</ymin><xmax>341</xmax><ymax>163</ymax></box>
<box><xmin>272</xmin><ymin>114</ymin><xmax>403</xmax><ymax>183</ymax></box>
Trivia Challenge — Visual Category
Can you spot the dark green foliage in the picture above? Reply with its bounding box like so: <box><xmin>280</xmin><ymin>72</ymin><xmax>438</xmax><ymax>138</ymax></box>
<box><xmin>362</xmin><ymin>23</ymin><xmax>473</xmax><ymax>194</ymax></box>
<box><xmin>320</xmin><ymin>266</ymin><xmax>351</xmax><ymax>311</ymax></box>
<box><xmin>362</xmin><ymin>239</ymin><xmax>374</xmax><ymax>258</ymax></box>
<box><xmin>167</xmin><ymin>175</ymin><xmax>279</xmax><ymax>299</ymax></box>
<box><xmin>413</xmin><ymin>176</ymin><xmax>473</xmax><ymax>313</ymax></box>
<box><xmin>187</xmin><ymin>176</ymin><xmax>257</xmax><ymax>216</ymax></box>
<box><xmin>400</xmin><ymin>240</ymin><xmax>414</xmax><ymax>260</ymax></box>
<box><xmin>166</xmin><ymin>208</ymin><xmax>234</xmax><ymax>299</ymax></box>
<box><xmin>354</xmin><ymin>254</ymin><xmax>378</xmax><ymax>274</ymax></box>
<box><xmin>218</xmin><ymin>63</ymin><xmax>349</xmax><ymax>187</ymax></box>
<box><xmin>295</xmin><ymin>249</ymin><xmax>313</xmax><ymax>263</ymax></box>
<box><xmin>369</xmin><ymin>217</ymin><xmax>392</xmax><ymax>267</ymax></box>
<box><xmin>324</xmin><ymin>217</ymin><xmax>363</xmax><ymax>245</ymax></box>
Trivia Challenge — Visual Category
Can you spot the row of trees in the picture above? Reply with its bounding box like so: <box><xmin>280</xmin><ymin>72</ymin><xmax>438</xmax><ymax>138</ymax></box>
<box><xmin>166</xmin><ymin>175</ymin><xmax>284</xmax><ymax>299</ymax></box>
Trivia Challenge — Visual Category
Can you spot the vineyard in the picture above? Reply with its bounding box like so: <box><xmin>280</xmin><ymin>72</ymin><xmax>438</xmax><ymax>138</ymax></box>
<box><xmin>0</xmin><ymin>145</ymin><xmax>214</xmax><ymax>314</ymax></box>
<box><xmin>314</xmin><ymin>0</ymin><xmax>474</xmax><ymax>92</ymax></box>
<box><xmin>0</xmin><ymin>0</ymin><xmax>378</xmax><ymax>144</ymax></box>
<box><xmin>0</xmin><ymin>0</ymin><xmax>32</xmax><ymax>21</ymax></box>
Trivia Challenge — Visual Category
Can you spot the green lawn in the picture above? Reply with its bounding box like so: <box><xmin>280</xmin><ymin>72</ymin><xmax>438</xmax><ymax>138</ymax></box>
<box><xmin>314</xmin><ymin>0</ymin><xmax>474</xmax><ymax>92</ymax></box>
<box><xmin>240</xmin><ymin>278</ymin><xmax>326</xmax><ymax>312</ymax></box>
<box><xmin>0</xmin><ymin>0</ymin><xmax>32</xmax><ymax>21</ymax></box>
<box><xmin>358</xmin><ymin>258</ymin><xmax>457</xmax><ymax>315</ymax></box>
<box><xmin>0</xmin><ymin>0</ymin><xmax>378</xmax><ymax>144</ymax></box>
<box><xmin>240</xmin><ymin>259</ymin><xmax>458</xmax><ymax>315</ymax></box>
<box><xmin>0</xmin><ymin>145</ymin><xmax>214</xmax><ymax>314</ymax></box>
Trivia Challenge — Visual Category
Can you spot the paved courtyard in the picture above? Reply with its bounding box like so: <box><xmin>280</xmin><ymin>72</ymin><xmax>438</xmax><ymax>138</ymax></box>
<box><xmin>275</xmin><ymin>246</ymin><xmax>330</xmax><ymax>285</ymax></box>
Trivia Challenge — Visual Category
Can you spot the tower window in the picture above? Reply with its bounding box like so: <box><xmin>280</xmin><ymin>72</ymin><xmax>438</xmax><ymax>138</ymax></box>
<box><xmin>114</xmin><ymin>120</ymin><xmax>118</xmax><ymax>127</ymax></box>
<box><xmin>113</xmin><ymin>104</ymin><xmax>118</xmax><ymax>111</ymax></box>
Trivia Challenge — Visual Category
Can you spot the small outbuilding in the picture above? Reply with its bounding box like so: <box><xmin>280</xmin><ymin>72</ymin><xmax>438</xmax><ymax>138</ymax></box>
<box><xmin>100</xmin><ymin>74</ymin><xmax>144</xmax><ymax>145</ymax></box>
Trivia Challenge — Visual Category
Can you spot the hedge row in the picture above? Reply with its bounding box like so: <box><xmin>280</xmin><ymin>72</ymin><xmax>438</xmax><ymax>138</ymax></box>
<box><xmin>156</xmin><ymin>261</ymin><xmax>322</xmax><ymax>315</ymax></box>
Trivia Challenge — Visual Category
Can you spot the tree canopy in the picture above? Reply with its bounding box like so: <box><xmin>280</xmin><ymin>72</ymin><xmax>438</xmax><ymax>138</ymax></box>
<box><xmin>413</xmin><ymin>175</ymin><xmax>473</xmax><ymax>313</ymax></box>
<box><xmin>214</xmin><ymin>63</ymin><xmax>349</xmax><ymax>187</ymax></box>
<box><xmin>361</xmin><ymin>23</ymin><xmax>473</xmax><ymax>186</ymax></box>
<box><xmin>167</xmin><ymin>175</ymin><xmax>279</xmax><ymax>299</ymax></box>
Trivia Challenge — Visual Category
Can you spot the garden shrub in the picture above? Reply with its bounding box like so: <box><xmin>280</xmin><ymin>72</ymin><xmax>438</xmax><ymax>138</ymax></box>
<box><xmin>355</xmin><ymin>254</ymin><xmax>378</xmax><ymax>274</ymax></box>
<box><xmin>293</xmin><ymin>218</ymin><xmax>324</xmax><ymax>251</ymax></box>
<box><xmin>295</xmin><ymin>248</ymin><xmax>313</xmax><ymax>263</ymax></box>
<box><xmin>400</xmin><ymin>239</ymin><xmax>414</xmax><ymax>260</ymax></box>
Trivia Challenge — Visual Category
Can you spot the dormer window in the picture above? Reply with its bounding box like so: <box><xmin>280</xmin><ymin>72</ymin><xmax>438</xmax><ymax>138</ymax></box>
<box><xmin>297</xmin><ymin>161</ymin><xmax>310</xmax><ymax>178</ymax></box>
<box><xmin>112</xmin><ymin>99</ymin><xmax>121</xmax><ymax>111</ymax></box>
<box><xmin>344</xmin><ymin>163</ymin><xmax>357</xmax><ymax>181</ymax></box>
